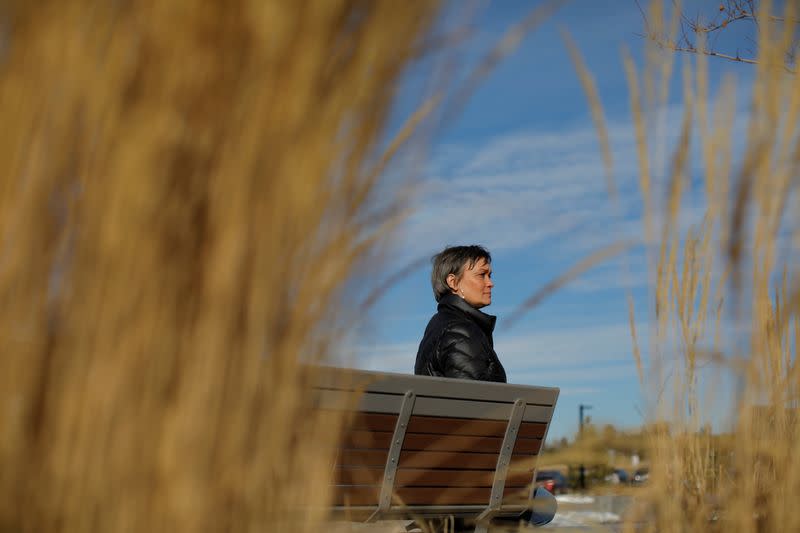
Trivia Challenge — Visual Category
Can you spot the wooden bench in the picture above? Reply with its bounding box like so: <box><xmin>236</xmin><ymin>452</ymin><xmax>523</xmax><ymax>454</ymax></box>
<box><xmin>314</xmin><ymin>367</ymin><xmax>559</xmax><ymax>532</ymax></box>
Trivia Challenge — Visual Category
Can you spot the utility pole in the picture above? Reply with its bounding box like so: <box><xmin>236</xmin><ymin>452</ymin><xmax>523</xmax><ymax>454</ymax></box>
<box><xmin>578</xmin><ymin>404</ymin><xmax>592</xmax><ymax>490</ymax></box>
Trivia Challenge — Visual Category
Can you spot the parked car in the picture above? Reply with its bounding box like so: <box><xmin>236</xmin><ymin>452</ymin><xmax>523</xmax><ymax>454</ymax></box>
<box><xmin>604</xmin><ymin>468</ymin><xmax>630</xmax><ymax>484</ymax></box>
<box><xmin>632</xmin><ymin>467</ymin><xmax>649</xmax><ymax>484</ymax></box>
<box><xmin>535</xmin><ymin>470</ymin><xmax>568</xmax><ymax>494</ymax></box>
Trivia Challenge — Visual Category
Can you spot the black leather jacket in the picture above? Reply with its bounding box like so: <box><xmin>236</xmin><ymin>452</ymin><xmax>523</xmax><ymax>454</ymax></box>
<box><xmin>414</xmin><ymin>294</ymin><xmax>507</xmax><ymax>383</ymax></box>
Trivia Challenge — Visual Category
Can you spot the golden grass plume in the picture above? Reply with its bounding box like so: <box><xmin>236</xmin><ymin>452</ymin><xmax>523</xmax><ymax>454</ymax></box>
<box><xmin>0</xmin><ymin>1</ymin><xmax>440</xmax><ymax>531</ymax></box>
<box><xmin>621</xmin><ymin>1</ymin><xmax>800</xmax><ymax>532</ymax></box>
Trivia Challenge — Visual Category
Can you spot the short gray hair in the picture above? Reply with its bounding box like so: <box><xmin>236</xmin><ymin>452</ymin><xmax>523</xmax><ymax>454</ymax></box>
<box><xmin>430</xmin><ymin>245</ymin><xmax>492</xmax><ymax>302</ymax></box>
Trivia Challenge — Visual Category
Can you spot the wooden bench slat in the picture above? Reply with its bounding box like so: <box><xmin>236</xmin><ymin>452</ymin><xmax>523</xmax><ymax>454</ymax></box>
<box><xmin>399</xmin><ymin>450</ymin><xmax>495</xmax><ymax>469</ymax></box>
<box><xmin>512</xmin><ymin>437</ymin><xmax>542</xmax><ymax>455</ymax></box>
<box><xmin>337</xmin><ymin>450</ymin><xmax>389</xmax><ymax>467</ymax></box>
<box><xmin>399</xmin><ymin>450</ymin><xmax>503</xmax><ymax>469</ymax></box>
<box><xmin>338</xmin><ymin>450</ymin><xmax>496</xmax><ymax>469</ymax></box>
<box><xmin>333</xmin><ymin>486</ymin><xmax>534</xmax><ymax>506</ymax></box>
<box><xmin>342</xmin><ymin>431</ymin><xmax>500</xmax><ymax>453</ymax></box>
<box><xmin>317</xmin><ymin>390</ymin><xmax>554</xmax><ymax>423</ymax></box>
<box><xmin>340</xmin><ymin>431</ymin><xmax>542</xmax><ymax>454</ymax></box>
<box><xmin>403</xmin><ymin>434</ymin><xmax>541</xmax><ymax>454</ymax></box>
<box><xmin>502</xmin><ymin>486</ymin><xmax>535</xmax><ymax>502</ymax></box>
<box><xmin>518</xmin><ymin>422</ymin><xmax>547</xmax><ymax>439</ymax></box>
<box><xmin>396</xmin><ymin>469</ymin><xmax>532</xmax><ymax>488</ymax></box>
<box><xmin>331</xmin><ymin>412</ymin><xmax>547</xmax><ymax>439</ymax></box>
<box><xmin>403</xmin><ymin>434</ymin><xmax>501</xmax><ymax>453</ymax></box>
<box><xmin>406</xmin><ymin>416</ymin><xmax>506</xmax><ymax>437</ymax></box>
<box><xmin>341</xmin><ymin>430</ymin><xmax>392</xmax><ymax>449</ymax></box>
<box><xmin>337</xmin><ymin>449</ymin><xmax>541</xmax><ymax>470</ymax></box>
<box><xmin>314</xmin><ymin>367</ymin><xmax>559</xmax><ymax>520</ymax></box>
<box><xmin>344</xmin><ymin>412</ymin><xmax>398</xmax><ymax>432</ymax></box>
<box><xmin>315</xmin><ymin>367</ymin><xmax>559</xmax><ymax>406</ymax></box>
<box><xmin>347</xmin><ymin>412</ymin><xmax>509</xmax><ymax>437</ymax></box>
<box><xmin>335</xmin><ymin>467</ymin><xmax>532</xmax><ymax>488</ymax></box>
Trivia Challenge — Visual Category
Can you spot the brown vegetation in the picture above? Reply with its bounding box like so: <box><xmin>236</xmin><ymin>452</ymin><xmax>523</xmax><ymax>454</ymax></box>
<box><xmin>2</xmin><ymin>1</ymin><xmax>799</xmax><ymax>532</ymax></box>
<box><xmin>0</xmin><ymin>1</ymin><xmax>440</xmax><ymax>532</ymax></box>
<box><xmin>621</xmin><ymin>1</ymin><xmax>800</xmax><ymax>532</ymax></box>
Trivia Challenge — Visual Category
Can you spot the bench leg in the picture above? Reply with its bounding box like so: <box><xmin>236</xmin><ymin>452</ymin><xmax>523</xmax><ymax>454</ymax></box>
<box><xmin>472</xmin><ymin>510</ymin><xmax>495</xmax><ymax>533</ymax></box>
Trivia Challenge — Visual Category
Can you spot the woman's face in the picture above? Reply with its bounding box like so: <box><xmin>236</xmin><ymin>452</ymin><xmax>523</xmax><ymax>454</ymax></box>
<box><xmin>448</xmin><ymin>258</ymin><xmax>493</xmax><ymax>309</ymax></box>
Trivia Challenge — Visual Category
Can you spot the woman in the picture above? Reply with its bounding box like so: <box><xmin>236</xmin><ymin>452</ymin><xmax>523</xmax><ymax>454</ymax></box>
<box><xmin>414</xmin><ymin>245</ymin><xmax>507</xmax><ymax>382</ymax></box>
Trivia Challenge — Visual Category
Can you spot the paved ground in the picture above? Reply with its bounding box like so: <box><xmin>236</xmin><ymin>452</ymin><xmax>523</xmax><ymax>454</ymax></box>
<box><xmin>328</xmin><ymin>493</ymin><xmax>644</xmax><ymax>532</ymax></box>
<box><xmin>542</xmin><ymin>494</ymin><xmax>636</xmax><ymax>531</ymax></box>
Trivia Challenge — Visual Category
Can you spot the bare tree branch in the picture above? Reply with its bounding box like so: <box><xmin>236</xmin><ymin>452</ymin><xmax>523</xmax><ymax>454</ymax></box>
<box><xmin>634</xmin><ymin>0</ymin><xmax>650</xmax><ymax>33</ymax></box>
<box><xmin>665</xmin><ymin>43</ymin><xmax>760</xmax><ymax>66</ymax></box>
<box><xmin>639</xmin><ymin>0</ymin><xmax>798</xmax><ymax>73</ymax></box>
<box><xmin>691</xmin><ymin>12</ymin><xmax>753</xmax><ymax>35</ymax></box>
<box><xmin>739</xmin><ymin>10</ymin><xmax>800</xmax><ymax>25</ymax></box>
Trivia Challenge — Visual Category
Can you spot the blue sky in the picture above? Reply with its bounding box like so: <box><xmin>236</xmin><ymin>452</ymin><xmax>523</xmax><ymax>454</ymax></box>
<box><xmin>340</xmin><ymin>1</ymin><xmax>761</xmax><ymax>441</ymax></box>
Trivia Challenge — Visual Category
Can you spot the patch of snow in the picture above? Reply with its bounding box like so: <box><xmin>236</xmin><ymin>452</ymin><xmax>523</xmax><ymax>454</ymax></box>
<box><xmin>549</xmin><ymin>511</ymin><xmax>621</xmax><ymax>525</ymax></box>
<box><xmin>555</xmin><ymin>494</ymin><xmax>596</xmax><ymax>504</ymax></box>
<box><xmin>542</xmin><ymin>514</ymin><xmax>586</xmax><ymax>528</ymax></box>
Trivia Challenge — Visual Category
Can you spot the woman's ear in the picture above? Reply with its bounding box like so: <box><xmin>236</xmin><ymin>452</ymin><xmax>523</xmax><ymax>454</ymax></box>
<box><xmin>446</xmin><ymin>273</ymin><xmax>458</xmax><ymax>292</ymax></box>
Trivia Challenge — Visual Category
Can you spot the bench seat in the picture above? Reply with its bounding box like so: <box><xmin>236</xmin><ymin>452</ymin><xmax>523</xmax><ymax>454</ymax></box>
<box><xmin>313</xmin><ymin>367</ymin><xmax>559</xmax><ymax>530</ymax></box>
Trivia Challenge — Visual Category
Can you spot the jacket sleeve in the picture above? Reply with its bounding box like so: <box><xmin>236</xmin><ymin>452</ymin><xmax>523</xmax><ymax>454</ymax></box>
<box><xmin>437</xmin><ymin>323</ymin><xmax>490</xmax><ymax>381</ymax></box>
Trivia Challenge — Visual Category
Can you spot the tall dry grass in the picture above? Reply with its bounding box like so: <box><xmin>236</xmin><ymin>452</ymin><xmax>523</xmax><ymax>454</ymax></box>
<box><xmin>620</xmin><ymin>1</ymin><xmax>800</xmax><ymax>532</ymax></box>
<box><xmin>0</xmin><ymin>1</ymin><xmax>441</xmax><ymax>532</ymax></box>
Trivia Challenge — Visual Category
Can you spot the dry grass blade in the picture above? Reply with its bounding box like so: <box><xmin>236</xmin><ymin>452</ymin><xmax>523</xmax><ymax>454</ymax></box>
<box><xmin>628</xmin><ymin>293</ymin><xmax>645</xmax><ymax>385</ymax></box>
<box><xmin>354</xmin><ymin>95</ymin><xmax>441</xmax><ymax>221</ymax></box>
<box><xmin>503</xmin><ymin>240</ymin><xmax>634</xmax><ymax>330</ymax></box>
<box><xmin>443</xmin><ymin>0</ymin><xmax>565</xmax><ymax>122</ymax></box>
<box><xmin>0</xmin><ymin>1</ymin><xmax>442</xmax><ymax>532</ymax></box>
<box><xmin>561</xmin><ymin>29</ymin><xmax>617</xmax><ymax>200</ymax></box>
<box><xmin>623</xmin><ymin>46</ymin><xmax>654</xmax><ymax>247</ymax></box>
<box><xmin>616</xmin><ymin>2</ymin><xmax>800</xmax><ymax>533</ymax></box>
<box><xmin>358</xmin><ymin>254</ymin><xmax>432</xmax><ymax>314</ymax></box>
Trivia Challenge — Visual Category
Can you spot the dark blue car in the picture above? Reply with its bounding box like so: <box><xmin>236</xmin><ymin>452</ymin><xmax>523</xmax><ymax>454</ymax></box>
<box><xmin>535</xmin><ymin>469</ymin><xmax>569</xmax><ymax>494</ymax></box>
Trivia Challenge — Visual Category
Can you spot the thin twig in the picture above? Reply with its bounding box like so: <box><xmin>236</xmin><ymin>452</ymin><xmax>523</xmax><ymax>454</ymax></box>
<box><xmin>502</xmin><ymin>241</ymin><xmax>634</xmax><ymax>330</ymax></box>
<box><xmin>691</xmin><ymin>12</ymin><xmax>753</xmax><ymax>35</ymax></box>
<box><xmin>635</xmin><ymin>0</ymin><xmax>650</xmax><ymax>36</ymax></box>
<box><xmin>657</xmin><ymin>39</ymin><xmax>797</xmax><ymax>73</ymax></box>
<box><xmin>638</xmin><ymin>0</ymin><xmax>799</xmax><ymax>73</ymax></box>
<box><xmin>740</xmin><ymin>10</ymin><xmax>800</xmax><ymax>25</ymax></box>
<box><xmin>667</xmin><ymin>44</ymin><xmax>760</xmax><ymax>66</ymax></box>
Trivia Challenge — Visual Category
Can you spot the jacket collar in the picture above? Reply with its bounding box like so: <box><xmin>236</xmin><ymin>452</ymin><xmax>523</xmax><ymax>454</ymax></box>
<box><xmin>438</xmin><ymin>293</ymin><xmax>497</xmax><ymax>336</ymax></box>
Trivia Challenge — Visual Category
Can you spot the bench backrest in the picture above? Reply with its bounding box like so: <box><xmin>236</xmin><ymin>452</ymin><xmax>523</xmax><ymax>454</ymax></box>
<box><xmin>314</xmin><ymin>367</ymin><xmax>559</xmax><ymax>521</ymax></box>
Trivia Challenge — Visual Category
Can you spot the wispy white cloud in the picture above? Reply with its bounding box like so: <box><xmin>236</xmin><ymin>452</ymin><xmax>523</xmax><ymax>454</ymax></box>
<box><xmin>390</xmin><ymin>95</ymin><xmax>753</xmax><ymax>297</ymax></box>
<box><xmin>566</xmin><ymin>264</ymin><xmax>651</xmax><ymax>292</ymax></box>
<box><xmin>392</xmin><ymin>115</ymin><xmax>652</xmax><ymax>283</ymax></box>
<box><xmin>511</xmin><ymin>363</ymin><xmax>637</xmax><ymax>387</ymax></box>
<box><xmin>392</xmin><ymin>116</ymin><xmax>642</xmax><ymax>254</ymax></box>
<box><xmin>353</xmin><ymin>82</ymin><xmax>762</xmax><ymax>438</ymax></box>
<box><xmin>496</xmin><ymin>323</ymin><xmax>637</xmax><ymax>368</ymax></box>
<box><xmin>347</xmin><ymin>321</ymin><xmax>643</xmax><ymax>387</ymax></box>
<box><xmin>558</xmin><ymin>386</ymin><xmax>604</xmax><ymax>396</ymax></box>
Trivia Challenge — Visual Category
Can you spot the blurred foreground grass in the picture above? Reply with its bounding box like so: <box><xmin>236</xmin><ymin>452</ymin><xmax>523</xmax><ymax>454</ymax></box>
<box><xmin>0</xmin><ymin>1</ymin><xmax>440</xmax><ymax>531</ymax></box>
<box><xmin>531</xmin><ymin>4</ymin><xmax>800</xmax><ymax>533</ymax></box>
<box><xmin>587</xmin><ymin>2</ymin><xmax>800</xmax><ymax>532</ymax></box>
<box><xmin>1</xmin><ymin>1</ymin><xmax>799</xmax><ymax>533</ymax></box>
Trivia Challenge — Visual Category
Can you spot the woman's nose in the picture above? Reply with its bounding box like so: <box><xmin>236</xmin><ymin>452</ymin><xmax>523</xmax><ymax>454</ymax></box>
<box><xmin>486</xmin><ymin>278</ymin><xmax>494</xmax><ymax>288</ymax></box>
